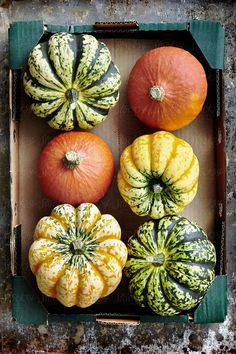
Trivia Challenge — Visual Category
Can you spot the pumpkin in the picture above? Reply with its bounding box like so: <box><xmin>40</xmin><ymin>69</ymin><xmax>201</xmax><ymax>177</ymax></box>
<box><xmin>117</xmin><ymin>131</ymin><xmax>199</xmax><ymax>219</ymax></box>
<box><xmin>29</xmin><ymin>203</ymin><xmax>128</xmax><ymax>307</ymax></box>
<box><xmin>125</xmin><ymin>216</ymin><xmax>216</xmax><ymax>316</ymax></box>
<box><xmin>38</xmin><ymin>131</ymin><xmax>114</xmax><ymax>205</ymax></box>
<box><xmin>128</xmin><ymin>46</ymin><xmax>207</xmax><ymax>131</ymax></box>
<box><xmin>23</xmin><ymin>32</ymin><xmax>121</xmax><ymax>131</ymax></box>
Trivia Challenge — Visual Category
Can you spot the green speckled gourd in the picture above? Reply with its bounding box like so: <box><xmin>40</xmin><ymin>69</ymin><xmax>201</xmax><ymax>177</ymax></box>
<box><xmin>23</xmin><ymin>33</ymin><xmax>121</xmax><ymax>130</ymax></box>
<box><xmin>125</xmin><ymin>216</ymin><xmax>216</xmax><ymax>316</ymax></box>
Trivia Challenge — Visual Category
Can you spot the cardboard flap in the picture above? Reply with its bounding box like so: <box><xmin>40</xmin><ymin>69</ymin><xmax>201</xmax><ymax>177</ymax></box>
<box><xmin>9</xmin><ymin>20</ymin><xmax>44</xmax><ymax>70</ymax></box>
<box><xmin>47</xmin><ymin>24</ymin><xmax>94</xmax><ymax>34</ymax></box>
<box><xmin>189</xmin><ymin>20</ymin><xmax>225</xmax><ymax>69</ymax></box>
<box><xmin>46</xmin><ymin>24</ymin><xmax>71</xmax><ymax>33</ymax></box>
<box><xmin>139</xmin><ymin>22</ymin><xmax>187</xmax><ymax>31</ymax></box>
<box><xmin>9</xmin><ymin>20</ymin><xmax>225</xmax><ymax>70</ymax></box>
<box><xmin>194</xmin><ymin>275</ymin><xmax>227</xmax><ymax>323</ymax></box>
<box><xmin>12</xmin><ymin>275</ymin><xmax>227</xmax><ymax>324</ymax></box>
<box><xmin>12</xmin><ymin>276</ymin><xmax>48</xmax><ymax>325</ymax></box>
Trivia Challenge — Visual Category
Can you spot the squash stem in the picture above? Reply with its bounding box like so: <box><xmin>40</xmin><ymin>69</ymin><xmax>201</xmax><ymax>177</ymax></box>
<box><xmin>66</xmin><ymin>88</ymin><xmax>78</xmax><ymax>110</ymax></box>
<box><xmin>153</xmin><ymin>183</ymin><xmax>163</xmax><ymax>193</ymax></box>
<box><xmin>149</xmin><ymin>86</ymin><xmax>165</xmax><ymax>102</ymax></box>
<box><xmin>146</xmin><ymin>253</ymin><xmax>165</xmax><ymax>265</ymax></box>
<box><xmin>70</xmin><ymin>239</ymin><xmax>84</xmax><ymax>255</ymax></box>
<box><xmin>63</xmin><ymin>150</ymin><xmax>80</xmax><ymax>169</ymax></box>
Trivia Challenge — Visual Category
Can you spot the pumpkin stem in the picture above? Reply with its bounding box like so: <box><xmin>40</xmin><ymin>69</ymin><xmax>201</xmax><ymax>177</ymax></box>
<box><xmin>63</xmin><ymin>151</ymin><xmax>80</xmax><ymax>169</ymax></box>
<box><xmin>146</xmin><ymin>253</ymin><xmax>165</xmax><ymax>266</ymax></box>
<box><xmin>149</xmin><ymin>86</ymin><xmax>165</xmax><ymax>102</ymax></box>
<box><xmin>66</xmin><ymin>88</ymin><xmax>78</xmax><ymax>110</ymax></box>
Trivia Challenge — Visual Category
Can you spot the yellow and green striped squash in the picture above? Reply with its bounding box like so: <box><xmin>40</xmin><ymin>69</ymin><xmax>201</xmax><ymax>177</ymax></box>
<box><xmin>117</xmin><ymin>131</ymin><xmax>199</xmax><ymax>219</ymax></box>
<box><xmin>125</xmin><ymin>216</ymin><xmax>216</xmax><ymax>316</ymax></box>
<box><xmin>23</xmin><ymin>33</ymin><xmax>121</xmax><ymax>130</ymax></box>
<box><xmin>29</xmin><ymin>203</ymin><xmax>127</xmax><ymax>308</ymax></box>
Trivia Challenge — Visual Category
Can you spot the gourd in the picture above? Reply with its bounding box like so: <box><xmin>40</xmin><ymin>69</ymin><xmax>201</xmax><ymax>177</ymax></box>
<box><xmin>117</xmin><ymin>131</ymin><xmax>199</xmax><ymax>219</ymax></box>
<box><xmin>24</xmin><ymin>32</ymin><xmax>121</xmax><ymax>130</ymax></box>
<box><xmin>29</xmin><ymin>203</ymin><xmax>127</xmax><ymax>307</ymax></box>
<box><xmin>128</xmin><ymin>46</ymin><xmax>207</xmax><ymax>131</ymax></box>
<box><xmin>37</xmin><ymin>131</ymin><xmax>114</xmax><ymax>205</ymax></box>
<box><xmin>125</xmin><ymin>216</ymin><xmax>216</xmax><ymax>316</ymax></box>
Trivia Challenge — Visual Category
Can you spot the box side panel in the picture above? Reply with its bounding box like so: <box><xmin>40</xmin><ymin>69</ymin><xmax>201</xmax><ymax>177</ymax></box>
<box><xmin>189</xmin><ymin>20</ymin><xmax>225</xmax><ymax>69</ymax></box>
<box><xmin>215</xmin><ymin>70</ymin><xmax>227</xmax><ymax>274</ymax></box>
<box><xmin>139</xmin><ymin>22</ymin><xmax>187</xmax><ymax>31</ymax></box>
<box><xmin>9</xmin><ymin>20</ymin><xmax>44</xmax><ymax>70</ymax></box>
<box><xmin>194</xmin><ymin>275</ymin><xmax>227</xmax><ymax>323</ymax></box>
<box><xmin>48</xmin><ymin>313</ymin><xmax>188</xmax><ymax>324</ymax></box>
<box><xmin>46</xmin><ymin>24</ymin><xmax>70</xmax><ymax>32</ymax></box>
<box><xmin>8</xmin><ymin>20</ymin><xmax>225</xmax><ymax>70</ymax></box>
<box><xmin>9</xmin><ymin>70</ymin><xmax>20</xmax><ymax>276</ymax></box>
<box><xmin>46</xmin><ymin>24</ymin><xmax>94</xmax><ymax>33</ymax></box>
<box><xmin>12</xmin><ymin>276</ymin><xmax>48</xmax><ymax>325</ymax></box>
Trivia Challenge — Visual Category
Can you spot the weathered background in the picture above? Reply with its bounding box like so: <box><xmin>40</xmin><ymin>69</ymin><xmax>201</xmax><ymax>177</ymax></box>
<box><xmin>0</xmin><ymin>0</ymin><xmax>235</xmax><ymax>353</ymax></box>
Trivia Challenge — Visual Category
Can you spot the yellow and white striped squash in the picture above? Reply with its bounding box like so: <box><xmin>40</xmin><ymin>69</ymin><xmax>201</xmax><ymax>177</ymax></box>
<box><xmin>29</xmin><ymin>203</ymin><xmax>127</xmax><ymax>308</ymax></box>
<box><xmin>117</xmin><ymin>131</ymin><xmax>199</xmax><ymax>219</ymax></box>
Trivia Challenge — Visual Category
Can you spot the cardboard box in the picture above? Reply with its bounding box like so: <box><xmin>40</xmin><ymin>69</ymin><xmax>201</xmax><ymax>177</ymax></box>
<box><xmin>9</xmin><ymin>20</ymin><xmax>227</xmax><ymax>325</ymax></box>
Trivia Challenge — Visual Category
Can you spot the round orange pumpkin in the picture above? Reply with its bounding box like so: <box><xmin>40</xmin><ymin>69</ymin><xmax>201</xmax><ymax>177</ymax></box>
<box><xmin>128</xmin><ymin>46</ymin><xmax>208</xmax><ymax>131</ymax></box>
<box><xmin>37</xmin><ymin>132</ymin><xmax>114</xmax><ymax>205</ymax></box>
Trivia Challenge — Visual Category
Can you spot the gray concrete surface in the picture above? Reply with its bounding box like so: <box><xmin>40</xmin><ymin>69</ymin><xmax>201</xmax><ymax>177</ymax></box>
<box><xmin>0</xmin><ymin>0</ymin><xmax>235</xmax><ymax>353</ymax></box>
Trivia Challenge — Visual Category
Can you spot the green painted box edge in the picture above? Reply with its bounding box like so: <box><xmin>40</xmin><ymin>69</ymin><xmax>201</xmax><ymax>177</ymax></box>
<box><xmin>12</xmin><ymin>275</ymin><xmax>227</xmax><ymax>325</ymax></box>
<box><xmin>8</xmin><ymin>20</ymin><xmax>224</xmax><ymax>70</ymax></box>
<box><xmin>9</xmin><ymin>19</ymin><xmax>227</xmax><ymax>325</ymax></box>
<box><xmin>193</xmin><ymin>275</ymin><xmax>228</xmax><ymax>324</ymax></box>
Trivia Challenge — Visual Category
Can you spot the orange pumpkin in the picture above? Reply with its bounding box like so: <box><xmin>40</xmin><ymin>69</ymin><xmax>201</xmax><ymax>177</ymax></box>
<box><xmin>128</xmin><ymin>46</ymin><xmax>207</xmax><ymax>131</ymax></box>
<box><xmin>37</xmin><ymin>132</ymin><xmax>114</xmax><ymax>205</ymax></box>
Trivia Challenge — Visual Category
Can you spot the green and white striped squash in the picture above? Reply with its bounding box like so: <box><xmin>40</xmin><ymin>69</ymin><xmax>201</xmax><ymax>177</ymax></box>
<box><xmin>23</xmin><ymin>33</ymin><xmax>121</xmax><ymax>130</ymax></box>
<box><xmin>125</xmin><ymin>216</ymin><xmax>216</xmax><ymax>316</ymax></box>
<box><xmin>29</xmin><ymin>203</ymin><xmax>127</xmax><ymax>308</ymax></box>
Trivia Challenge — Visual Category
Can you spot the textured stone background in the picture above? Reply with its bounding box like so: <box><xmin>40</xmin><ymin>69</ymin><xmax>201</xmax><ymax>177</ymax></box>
<box><xmin>0</xmin><ymin>0</ymin><xmax>235</xmax><ymax>353</ymax></box>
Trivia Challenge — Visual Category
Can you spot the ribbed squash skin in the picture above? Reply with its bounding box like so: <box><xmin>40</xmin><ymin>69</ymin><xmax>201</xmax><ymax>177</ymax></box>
<box><xmin>117</xmin><ymin>131</ymin><xmax>199</xmax><ymax>219</ymax></box>
<box><xmin>125</xmin><ymin>216</ymin><xmax>216</xmax><ymax>316</ymax></box>
<box><xmin>24</xmin><ymin>33</ymin><xmax>121</xmax><ymax>130</ymax></box>
<box><xmin>29</xmin><ymin>203</ymin><xmax>127</xmax><ymax>308</ymax></box>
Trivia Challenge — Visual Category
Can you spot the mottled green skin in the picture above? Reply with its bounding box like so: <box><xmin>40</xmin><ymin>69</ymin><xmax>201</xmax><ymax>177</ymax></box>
<box><xmin>125</xmin><ymin>216</ymin><xmax>216</xmax><ymax>316</ymax></box>
<box><xmin>23</xmin><ymin>32</ymin><xmax>121</xmax><ymax>130</ymax></box>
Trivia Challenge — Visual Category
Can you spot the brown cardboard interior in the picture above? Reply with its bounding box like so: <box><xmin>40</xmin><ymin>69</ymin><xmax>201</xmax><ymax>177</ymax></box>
<box><xmin>15</xmin><ymin>33</ymin><xmax>219</xmax><ymax>315</ymax></box>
